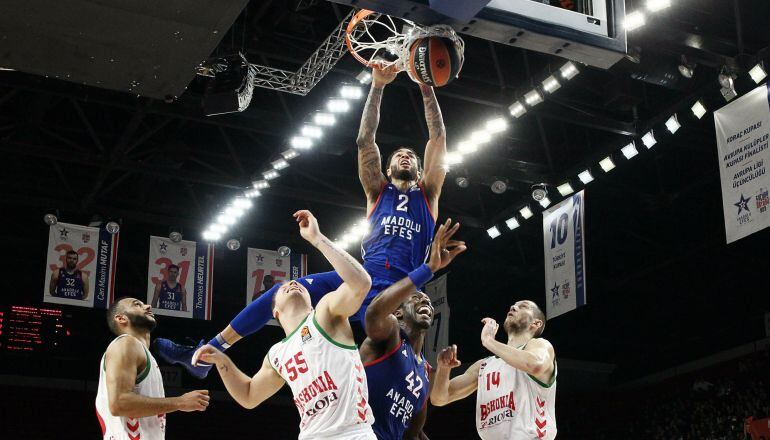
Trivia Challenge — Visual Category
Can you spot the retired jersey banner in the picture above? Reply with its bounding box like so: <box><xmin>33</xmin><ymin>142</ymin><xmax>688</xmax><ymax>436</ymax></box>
<box><xmin>714</xmin><ymin>83</ymin><xmax>770</xmax><ymax>244</ymax></box>
<box><xmin>424</xmin><ymin>273</ymin><xmax>450</xmax><ymax>368</ymax></box>
<box><xmin>543</xmin><ymin>190</ymin><xmax>586</xmax><ymax>319</ymax></box>
<box><xmin>246</xmin><ymin>248</ymin><xmax>307</xmax><ymax>305</ymax></box>
<box><xmin>44</xmin><ymin>222</ymin><xmax>118</xmax><ymax>309</ymax></box>
<box><xmin>147</xmin><ymin>236</ymin><xmax>213</xmax><ymax>320</ymax></box>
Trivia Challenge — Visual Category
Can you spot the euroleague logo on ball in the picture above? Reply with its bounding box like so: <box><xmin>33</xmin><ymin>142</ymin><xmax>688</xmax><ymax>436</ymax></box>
<box><xmin>416</xmin><ymin>46</ymin><xmax>431</xmax><ymax>83</ymax></box>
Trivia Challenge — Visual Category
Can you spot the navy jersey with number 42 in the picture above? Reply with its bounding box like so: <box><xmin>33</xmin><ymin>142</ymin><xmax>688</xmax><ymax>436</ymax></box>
<box><xmin>364</xmin><ymin>330</ymin><xmax>431</xmax><ymax>440</ymax></box>
<box><xmin>56</xmin><ymin>269</ymin><xmax>85</xmax><ymax>299</ymax></box>
<box><xmin>362</xmin><ymin>183</ymin><xmax>435</xmax><ymax>283</ymax></box>
<box><xmin>159</xmin><ymin>281</ymin><xmax>183</xmax><ymax>311</ymax></box>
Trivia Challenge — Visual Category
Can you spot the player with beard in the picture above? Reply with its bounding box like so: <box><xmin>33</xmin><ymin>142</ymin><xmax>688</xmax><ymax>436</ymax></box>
<box><xmin>49</xmin><ymin>249</ymin><xmax>90</xmax><ymax>300</ymax></box>
<box><xmin>360</xmin><ymin>219</ymin><xmax>465</xmax><ymax>440</ymax></box>
<box><xmin>95</xmin><ymin>297</ymin><xmax>209</xmax><ymax>439</ymax></box>
<box><xmin>430</xmin><ymin>301</ymin><xmax>557</xmax><ymax>440</ymax></box>
<box><xmin>150</xmin><ymin>264</ymin><xmax>188</xmax><ymax>312</ymax></box>
<box><xmin>154</xmin><ymin>65</ymin><xmax>449</xmax><ymax>379</ymax></box>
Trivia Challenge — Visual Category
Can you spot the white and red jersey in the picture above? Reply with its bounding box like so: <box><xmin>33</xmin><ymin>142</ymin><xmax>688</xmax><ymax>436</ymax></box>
<box><xmin>267</xmin><ymin>310</ymin><xmax>375</xmax><ymax>440</ymax></box>
<box><xmin>95</xmin><ymin>334</ymin><xmax>166</xmax><ymax>440</ymax></box>
<box><xmin>475</xmin><ymin>354</ymin><xmax>557</xmax><ymax>440</ymax></box>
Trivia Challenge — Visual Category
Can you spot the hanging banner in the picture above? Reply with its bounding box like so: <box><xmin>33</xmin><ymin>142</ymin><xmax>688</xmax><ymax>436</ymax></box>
<box><xmin>246</xmin><ymin>248</ymin><xmax>307</xmax><ymax>305</ymax></box>
<box><xmin>543</xmin><ymin>190</ymin><xmax>586</xmax><ymax>320</ymax></box>
<box><xmin>146</xmin><ymin>236</ymin><xmax>213</xmax><ymax>320</ymax></box>
<box><xmin>714</xmin><ymin>83</ymin><xmax>770</xmax><ymax>244</ymax></box>
<box><xmin>44</xmin><ymin>222</ymin><xmax>118</xmax><ymax>309</ymax></box>
<box><xmin>423</xmin><ymin>273</ymin><xmax>450</xmax><ymax>368</ymax></box>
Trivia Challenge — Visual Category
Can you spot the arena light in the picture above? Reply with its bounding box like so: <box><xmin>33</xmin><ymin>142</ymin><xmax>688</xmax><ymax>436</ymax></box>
<box><xmin>444</xmin><ymin>152</ymin><xmax>463</xmax><ymax>166</ymax></box>
<box><xmin>487</xmin><ymin>226</ymin><xmax>501</xmax><ymax>239</ymax></box>
<box><xmin>691</xmin><ymin>100</ymin><xmax>707</xmax><ymax>119</ymax></box>
<box><xmin>559</xmin><ymin>62</ymin><xmax>579</xmax><ymax>80</ymax></box>
<box><xmin>301</xmin><ymin>125</ymin><xmax>323</xmax><ymax>138</ymax></box>
<box><xmin>599</xmin><ymin>156</ymin><xmax>615</xmax><ymax>172</ymax></box>
<box><xmin>356</xmin><ymin>70</ymin><xmax>372</xmax><ymax>84</ymax></box>
<box><xmin>485</xmin><ymin>117</ymin><xmax>508</xmax><ymax>134</ymax></box>
<box><xmin>340</xmin><ymin>85</ymin><xmax>364</xmax><ymax>99</ymax></box>
<box><xmin>749</xmin><ymin>63</ymin><xmax>767</xmax><ymax>84</ymax></box>
<box><xmin>314</xmin><ymin>112</ymin><xmax>336</xmax><ymax>126</ymax></box>
<box><xmin>524</xmin><ymin>89</ymin><xmax>544</xmax><ymax>107</ymax></box>
<box><xmin>233</xmin><ymin>197</ymin><xmax>252</xmax><ymax>209</ymax></box>
<box><xmin>272</xmin><ymin>158</ymin><xmax>290</xmax><ymax>170</ymax></box>
<box><xmin>505</xmin><ymin>217</ymin><xmax>520</xmax><ymax>230</ymax></box>
<box><xmin>202</xmin><ymin>230</ymin><xmax>221</xmax><ymax>241</ymax></box>
<box><xmin>641</xmin><ymin>130</ymin><xmax>657</xmax><ymax>148</ymax></box>
<box><xmin>578</xmin><ymin>169</ymin><xmax>594</xmax><ymax>184</ymax></box>
<box><xmin>646</xmin><ymin>0</ymin><xmax>671</xmax><ymax>12</ymax></box>
<box><xmin>665</xmin><ymin>114</ymin><xmax>681</xmax><ymax>134</ymax></box>
<box><xmin>471</xmin><ymin>130</ymin><xmax>492</xmax><ymax>144</ymax></box>
<box><xmin>624</xmin><ymin>11</ymin><xmax>646</xmax><ymax>31</ymax></box>
<box><xmin>209</xmin><ymin>223</ymin><xmax>228</xmax><ymax>234</ymax></box>
<box><xmin>217</xmin><ymin>213</ymin><xmax>236</xmax><ymax>226</ymax></box>
<box><xmin>509</xmin><ymin>101</ymin><xmax>527</xmax><ymax>118</ymax></box>
<box><xmin>557</xmin><ymin>182</ymin><xmax>574</xmax><ymax>196</ymax></box>
<box><xmin>621</xmin><ymin>141</ymin><xmax>639</xmax><ymax>159</ymax></box>
<box><xmin>291</xmin><ymin>136</ymin><xmax>313</xmax><ymax>150</ymax></box>
<box><xmin>458</xmin><ymin>141</ymin><xmax>478</xmax><ymax>154</ymax></box>
<box><xmin>326</xmin><ymin>98</ymin><xmax>351</xmax><ymax>113</ymax></box>
<box><xmin>539</xmin><ymin>197</ymin><xmax>552</xmax><ymax>208</ymax></box>
<box><xmin>252</xmin><ymin>179</ymin><xmax>270</xmax><ymax>190</ymax></box>
<box><xmin>244</xmin><ymin>189</ymin><xmax>261</xmax><ymax>198</ymax></box>
<box><xmin>225</xmin><ymin>205</ymin><xmax>245</xmax><ymax>218</ymax></box>
<box><xmin>542</xmin><ymin>75</ymin><xmax>561</xmax><ymax>93</ymax></box>
<box><xmin>281</xmin><ymin>149</ymin><xmax>299</xmax><ymax>160</ymax></box>
<box><xmin>263</xmin><ymin>169</ymin><xmax>280</xmax><ymax>180</ymax></box>
<box><xmin>519</xmin><ymin>206</ymin><xmax>534</xmax><ymax>219</ymax></box>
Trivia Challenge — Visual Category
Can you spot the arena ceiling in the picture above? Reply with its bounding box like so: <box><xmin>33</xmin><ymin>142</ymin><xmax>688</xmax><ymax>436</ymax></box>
<box><xmin>1</xmin><ymin>0</ymin><xmax>769</xmax><ymax>382</ymax></box>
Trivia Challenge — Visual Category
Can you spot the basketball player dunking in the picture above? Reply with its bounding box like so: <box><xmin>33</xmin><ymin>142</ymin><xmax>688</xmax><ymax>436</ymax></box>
<box><xmin>155</xmin><ymin>65</ymin><xmax>448</xmax><ymax>378</ymax></box>
<box><xmin>193</xmin><ymin>210</ymin><xmax>377</xmax><ymax>439</ymax></box>
<box><xmin>360</xmin><ymin>219</ymin><xmax>465</xmax><ymax>439</ymax></box>
<box><xmin>150</xmin><ymin>264</ymin><xmax>188</xmax><ymax>312</ymax></box>
<box><xmin>95</xmin><ymin>298</ymin><xmax>209</xmax><ymax>440</ymax></box>
<box><xmin>49</xmin><ymin>249</ymin><xmax>90</xmax><ymax>300</ymax></box>
<box><xmin>430</xmin><ymin>302</ymin><xmax>557</xmax><ymax>440</ymax></box>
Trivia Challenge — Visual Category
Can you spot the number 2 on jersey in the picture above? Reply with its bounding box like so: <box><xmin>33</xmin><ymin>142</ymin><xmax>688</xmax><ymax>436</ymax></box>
<box><xmin>396</xmin><ymin>194</ymin><xmax>409</xmax><ymax>212</ymax></box>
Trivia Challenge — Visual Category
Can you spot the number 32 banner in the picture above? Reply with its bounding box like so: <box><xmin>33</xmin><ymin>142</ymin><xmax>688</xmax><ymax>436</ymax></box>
<box><xmin>543</xmin><ymin>190</ymin><xmax>586</xmax><ymax>320</ymax></box>
<box><xmin>44</xmin><ymin>222</ymin><xmax>118</xmax><ymax>309</ymax></box>
<box><xmin>146</xmin><ymin>236</ymin><xmax>214</xmax><ymax>320</ymax></box>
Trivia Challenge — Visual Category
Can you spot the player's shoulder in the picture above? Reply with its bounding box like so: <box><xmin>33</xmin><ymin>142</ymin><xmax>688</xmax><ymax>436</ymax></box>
<box><xmin>526</xmin><ymin>337</ymin><xmax>555</xmax><ymax>354</ymax></box>
<box><xmin>106</xmin><ymin>335</ymin><xmax>146</xmax><ymax>364</ymax></box>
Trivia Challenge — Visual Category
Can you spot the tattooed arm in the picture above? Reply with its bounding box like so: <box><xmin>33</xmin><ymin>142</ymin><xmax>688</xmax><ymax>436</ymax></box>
<box><xmin>419</xmin><ymin>84</ymin><xmax>446</xmax><ymax>217</ymax></box>
<box><xmin>356</xmin><ymin>68</ymin><xmax>395</xmax><ymax>208</ymax></box>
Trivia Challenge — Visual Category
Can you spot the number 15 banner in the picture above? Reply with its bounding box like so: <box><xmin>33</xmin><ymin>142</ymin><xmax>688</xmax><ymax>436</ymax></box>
<box><xmin>146</xmin><ymin>236</ymin><xmax>214</xmax><ymax>320</ymax></box>
<box><xmin>543</xmin><ymin>190</ymin><xmax>586</xmax><ymax>319</ymax></box>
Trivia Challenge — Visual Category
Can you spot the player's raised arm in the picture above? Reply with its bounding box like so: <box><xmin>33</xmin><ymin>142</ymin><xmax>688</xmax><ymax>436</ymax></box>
<box><xmin>430</xmin><ymin>345</ymin><xmax>481</xmax><ymax>407</ymax></box>
<box><xmin>293</xmin><ymin>210</ymin><xmax>371</xmax><ymax>319</ymax></box>
<box><xmin>356</xmin><ymin>67</ymin><xmax>392</xmax><ymax>205</ymax></box>
<box><xmin>418</xmin><ymin>84</ymin><xmax>447</xmax><ymax>214</ymax></box>
<box><xmin>195</xmin><ymin>346</ymin><xmax>284</xmax><ymax>409</ymax></box>
<box><xmin>105</xmin><ymin>336</ymin><xmax>209</xmax><ymax>417</ymax></box>
<box><xmin>365</xmin><ymin>219</ymin><xmax>465</xmax><ymax>343</ymax></box>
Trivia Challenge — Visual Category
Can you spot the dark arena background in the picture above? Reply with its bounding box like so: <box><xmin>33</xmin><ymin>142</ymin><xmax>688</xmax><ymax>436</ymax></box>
<box><xmin>1</xmin><ymin>0</ymin><xmax>770</xmax><ymax>439</ymax></box>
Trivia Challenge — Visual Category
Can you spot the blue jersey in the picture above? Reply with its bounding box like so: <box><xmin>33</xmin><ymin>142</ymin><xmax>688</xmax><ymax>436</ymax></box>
<box><xmin>362</xmin><ymin>183</ymin><xmax>435</xmax><ymax>283</ymax></box>
<box><xmin>56</xmin><ymin>269</ymin><xmax>85</xmax><ymax>299</ymax></box>
<box><xmin>364</xmin><ymin>330</ymin><xmax>431</xmax><ymax>439</ymax></box>
<box><xmin>158</xmin><ymin>281</ymin><xmax>183</xmax><ymax>311</ymax></box>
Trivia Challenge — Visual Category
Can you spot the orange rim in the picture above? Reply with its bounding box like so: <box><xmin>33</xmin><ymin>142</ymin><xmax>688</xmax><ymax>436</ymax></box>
<box><xmin>345</xmin><ymin>9</ymin><xmax>379</xmax><ymax>67</ymax></box>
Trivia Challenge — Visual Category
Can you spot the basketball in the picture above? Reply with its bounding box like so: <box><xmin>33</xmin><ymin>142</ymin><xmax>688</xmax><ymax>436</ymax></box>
<box><xmin>407</xmin><ymin>36</ymin><xmax>463</xmax><ymax>87</ymax></box>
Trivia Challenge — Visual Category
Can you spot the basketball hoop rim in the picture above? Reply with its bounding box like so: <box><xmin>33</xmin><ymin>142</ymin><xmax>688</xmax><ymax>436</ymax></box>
<box><xmin>345</xmin><ymin>9</ymin><xmax>381</xmax><ymax>68</ymax></box>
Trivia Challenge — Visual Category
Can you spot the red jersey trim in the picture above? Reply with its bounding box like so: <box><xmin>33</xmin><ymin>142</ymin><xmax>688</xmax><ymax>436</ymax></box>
<box><xmin>366</xmin><ymin>182</ymin><xmax>389</xmax><ymax>220</ymax></box>
<box><xmin>363</xmin><ymin>337</ymin><xmax>402</xmax><ymax>367</ymax></box>
<box><xmin>95</xmin><ymin>406</ymin><xmax>106</xmax><ymax>436</ymax></box>
<box><xmin>418</xmin><ymin>183</ymin><xmax>437</xmax><ymax>222</ymax></box>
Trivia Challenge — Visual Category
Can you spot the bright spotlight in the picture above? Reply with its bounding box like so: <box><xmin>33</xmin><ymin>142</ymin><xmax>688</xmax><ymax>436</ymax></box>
<box><xmin>599</xmin><ymin>156</ymin><xmax>615</xmax><ymax>172</ymax></box>
<box><xmin>244</xmin><ymin>189</ymin><xmax>261</xmax><ymax>198</ymax></box>
<box><xmin>301</xmin><ymin>125</ymin><xmax>323</xmax><ymax>138</ymax></box>
<box><xmin>578</xmin><ymin>170</ymin><xmax>594</xmax><ymax>184</ymax></box>
<box><xmin>444</xmin><ymin>152</ymin><xmax>463</xmax><ymax>166</ymax></box>
<box><xmin>665</xmin><ymin>114</ymin><xmax>681</xmax><ymax>134</ymax></box>
<box><xmin>487</xmin><ymin>226</ymin><xmax>501</xmax><ymax>239</ymax></box>
<box><xmin>202</xmin><ymin>230</ymin><xmax>220</xmax><ymax>241</ymax></box>
<box><xmin>252</xmin><ymin>180</ymin><xmax>270</xmax><ymax>190</ymax></box>
<box><xmin>314</xmin><ymin>112</ymin><xmax>336</xmax><ymax>126</ymax></box>
<box><xmin>290</xmin><ymin>136</ymin><xmax>313</xmax><ymax>150</ymax></box>
<box><xmin>621</xmin><ymin>142</ymin><xmax>639</xmax><ymax>159</ymax></box>
<box><xmin>485</xmin><ymin>117</ymin><xmax>508</xmax><ymax>133</ymax></box>
<box><xmin>749</xmin><ymin>64</ymin><xmax>767</xmax><ymax>84</ymax></box>
<box><xmin>217</xmin><ymin>214</ymin><xmax>236</xmax><ymax>225</ymax></box>
<box><xmin>524</xmin><ymin>89</ymin><xmax>544</xmax><ymax>107</ymax></box>
<box><xmin>691</xmin><ymin>100</ymin><xmax>707</xmax><ymax>119</ymax></box>
<box><xmin>624</xmin><ymin>11</ymin><xmax>646</xmax><ymax>31</ymax></box>
<box><xmin>340</xmin><ymin>85</ymin><xmax>364</xmax><ymax>99</ymax></box>
<box><xmin>559</xmin><ymin>62</ymin><xmax>579</xmax><ymax>80</ymax></box>
<box><xmin>471</xmin><ymin>130</ymin><xmax>492</xmax><ymax>144</ymax></box>
<box><xmin>272</xmin><ymin>158</ymin><xmax>289</xmax><ymax>170</ymax></box>
<box><xmin>326</xmin><ymin>98</ymin><xmax>350</xmax><ymax>113</ymax></box>
<box><xmin>557</xmin><ymin>182</ymin><xmax>574</xmax><ymax>196</ymax></box>
<box><xmin>539</xmin><ymin>197</ymin><xmax>552</xmax><ymax>208</ymax></box>
<box><xmin>209</xmin><ymin>223</ymin><xmax>227</xmax><ymax>234</ymax></box>
<box><xmin>641</xmin><ymin>130</ymin><xmax>657</xmax><ymax>148</ymax></box>
<box><xmin>281</xmin><ymin>149</ymin><xmax>299</xmax><ymax>160</ymax></box>
<box><xmin>263</xmin><ymin>169</ymin><xmax>280</xmax><ymax>180</ymax></box>
<box><xmin>356</xmin><ymin>70</ymin><xmax>372</xmax><ymax>84</ymax></box>
<box><xmin>542</xmin><ymin>75</ymin><xmax>561</xmax><ymax>93</ymax></box>
<box><xmin>506</xmin><ymin>217</ymin><xmax>520</xmax><ymax>230</ymax></box>
<box><xmin>233</xmin><ymin>197</ymin><xmax>252</xmax><ymax>209</ymax></box>
<box><xmin>509</xmin><ymin>101</ymin><xmax>527</xmax><ymax>118</ymax></box>
<box><xmin>458</xmin><ymin>141</ymin><xmax>478</xmax><ymax>154</ymax></box>
<box><xmin>646</xmin><ymin>0</ymin><xmax>671</xmax><ymax>12</ymax></box>
<box><xmin>519</xmin><ymin>206</ymin><xmax>534</xmax><ymax>219</ymax></box>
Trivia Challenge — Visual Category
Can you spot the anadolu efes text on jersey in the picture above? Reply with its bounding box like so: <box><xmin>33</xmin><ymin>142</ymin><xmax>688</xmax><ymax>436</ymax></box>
<box><xmin>267</xmin><ymin>311</ymin><xmax>376</xmax><ymax>439</ymax></box>
<box><xmin>362</xmin><ymin>184</ymin><xmax>436</xmax><ymax>282</ymax></box>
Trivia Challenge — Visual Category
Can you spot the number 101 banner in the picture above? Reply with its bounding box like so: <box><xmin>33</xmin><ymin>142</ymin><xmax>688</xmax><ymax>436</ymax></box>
<box><xmin>146</xmin><ymin>236</ymin><xmax>214</xmax><ymax>320</ymax></box>
<box><xmin>542</xmin><ymin>190</ymin><xmax>586</xmax><ymax>319</ymax></box>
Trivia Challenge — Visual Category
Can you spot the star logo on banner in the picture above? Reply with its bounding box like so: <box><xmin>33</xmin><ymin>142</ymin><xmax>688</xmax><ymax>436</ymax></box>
<box><xmin>256</xmin><ymin>253</ymin><xmax>264</xmax><ymax>262</ymax></box>
<box><xmin>734</xmin><ymin>194</ymin><xmax>751</xmax><ymax>215</ymax></box>
<box><xmin>59</xmin><ymin>228</ymin><xmax>69</xmax><ymax>240</ymax></box>
<box><xmin>159</xmin><ymin>242</ymin><xmax>168</xmax><ymax>252</ymax></box>
<box><xmin>551</xmin><ymin>283</ymin><xmax>560</xmax><ymax>300</ymax></box>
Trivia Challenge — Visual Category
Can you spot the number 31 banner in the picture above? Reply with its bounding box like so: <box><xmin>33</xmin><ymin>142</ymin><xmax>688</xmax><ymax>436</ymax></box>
<box><xmin>44</xmin><ymin>222</ymin><xmax>118</xmax><ymax>309</ymax></box>
<box><xmin>542</xmin><ymin>190</ymin><xmax>586</xmax><ymax>320</ymax></box>
<box><xmin>146</xmin><ymin>236</ymin><xmax>214</xmax><ymax>320</ymax></box>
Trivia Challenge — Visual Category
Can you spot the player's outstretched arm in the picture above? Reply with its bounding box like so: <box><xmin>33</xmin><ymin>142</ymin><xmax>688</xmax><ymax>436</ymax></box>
<box><xmin>294</xmin><ymin>210</ymin><xmax>371</xmax><ymax>318</ymax></box>
<box><xmin>479</xmin><ymin>318</ymin><xmax>555</xmax><ymax>378</ymax></box>
<box><xmin>365</xmin><ymin>219</ymin><xmax>465</xmax><ymax>343</ymax></box>
<box><xmin>195</xmin><ymin>346</ymin><xmax>284</xmax><ymax>409</ymax></box>
<box><xmin>418</xmin><ymin>84</ymin><xmax>447</xmax><ymax>213</ymax></box>
<box><xmin>430</xmin><ymin>345</ymin><xmax>481</xmax><ymax>406</ymax></box>
<box><xmin>356</xmin><ymin>68</ymin><xmax>392</xmax><ymax>204</ymax></box>
<box><xmin>105</xmin><ymin>337</ymin><xmax>209</xmax><ymax>417</ymax></box>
